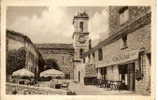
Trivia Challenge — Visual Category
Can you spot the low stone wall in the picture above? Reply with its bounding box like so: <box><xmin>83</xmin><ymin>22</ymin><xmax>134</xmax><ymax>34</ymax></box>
<box><xmin>6</xmin><ymin>83</ymin><xmax>67</xmax><ymax>95</ymax></box>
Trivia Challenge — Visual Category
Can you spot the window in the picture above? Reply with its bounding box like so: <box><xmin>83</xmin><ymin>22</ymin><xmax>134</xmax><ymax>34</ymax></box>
<box><xmin>89</xmin><ymin>39</ymin><xmax>92</xmax><ymax>49</ymax></box>
<box><xmin>121</xmin><ymin>34</ymin><xmax>128</xmax><ymax>49</ymax></box>
<box><xmin>119</xmin><ymin>7</ymin><xmax>129</xmax><ymax>25</ymax></box>
<box><xmin>92</xmin><ymin>52</ymin><xmax>95</xmax><ymax>58</ymax></box>
<box><xmin>80</xmin><ymin>22</ymin><xmax>84</xmax><ymax>32</ymax></box>
<box><xmin>98</xmin><ymin>48</ymin><xmax>103</xmax><ymax>61</ymax></box>
<box><xmin>137</xmin><ymin>51</ymin><xmax>145</xmax><ymax>80</ymax></box>
<box><xmin>80</xmin><ymin>49</ymin><xmax>83</xmax><ymax>58</ymax></box>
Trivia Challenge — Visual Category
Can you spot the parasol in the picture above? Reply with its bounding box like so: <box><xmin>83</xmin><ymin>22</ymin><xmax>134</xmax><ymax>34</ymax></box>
<box><xmin>12</xmin><ymin>68</ymin><xmax>34</xmax><ymax>78</ymax></box>
<box><xmin>40</xmin><ymin>69</ymin><xmax>64</xmax><ymax>78</ymax></box>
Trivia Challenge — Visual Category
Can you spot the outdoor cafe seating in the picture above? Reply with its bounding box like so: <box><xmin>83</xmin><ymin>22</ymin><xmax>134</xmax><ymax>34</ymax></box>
<box><xmin>97</xmin><ymin>79</ymin><xmax>124</xmax><ymax>90</ymax></box>
<box><xmin>40</xmin><ymin>68</ymin><xmax>69</xmax><ymax>89</ymax></box>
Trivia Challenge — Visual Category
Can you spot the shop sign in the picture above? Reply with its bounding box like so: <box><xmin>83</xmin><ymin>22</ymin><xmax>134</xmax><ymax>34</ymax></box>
<box><xmin>97</xmin><ymin>50</ymin><xmax>139</xmax><ymax>68</ymax></box>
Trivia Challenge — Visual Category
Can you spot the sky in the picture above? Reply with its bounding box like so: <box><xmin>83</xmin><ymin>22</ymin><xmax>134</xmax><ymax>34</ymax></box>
<box><xmin>7</xmin><ymin>6</ymin><xmax>109</xmax><ymax>47</ymax></box>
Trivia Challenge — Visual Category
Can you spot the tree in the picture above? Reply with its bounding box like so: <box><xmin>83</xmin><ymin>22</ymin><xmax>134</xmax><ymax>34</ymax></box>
<box><xmin>6</xmin><ymin>47</ymin><xmax>26</xmax><ymax>76</ymax></box>
<box><xmin>44</xmin><ymin>59</ymin><xmax>60</xmax><ymax>71</ymax></box>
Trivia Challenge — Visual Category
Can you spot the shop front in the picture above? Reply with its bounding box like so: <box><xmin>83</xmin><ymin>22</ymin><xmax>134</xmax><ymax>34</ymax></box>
<box><xmin>118</xmin><ymin>63</ymin><xmax>135</xmax><ymax>91</ymax></box>
<box><xmin>96</xmin><ymin>50</ymin><xmax>140</xmax><ymax>91</ymax></box>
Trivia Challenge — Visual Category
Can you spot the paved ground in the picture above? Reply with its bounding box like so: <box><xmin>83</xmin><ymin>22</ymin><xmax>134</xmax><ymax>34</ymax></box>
<box><xmin>7</xmin><ymin>81</ymin><xmax>149</xmax><ymax>95</ymax></box>
<box><xmin>68</xmin><ymin>82</ymin><xmax>135</xmax><ymax>95</ymax></box>
<box><xmin>6</xmin><ymin>82</ymin><xmax>67</xmax><ymax>95</ymax></box>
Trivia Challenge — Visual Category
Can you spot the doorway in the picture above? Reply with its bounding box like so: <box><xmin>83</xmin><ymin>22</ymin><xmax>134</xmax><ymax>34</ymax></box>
<box><xmin>119</xmin><ymin>63</ymin><xmax>135</xmax><ymax>91</ymax></box>
<box><xmin>128</xmin><ymin>63</ymin><xmax>135</xmax><ymax>91</ymax></box>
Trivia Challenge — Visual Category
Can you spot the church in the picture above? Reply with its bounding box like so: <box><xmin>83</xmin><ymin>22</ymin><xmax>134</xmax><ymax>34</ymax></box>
<box><xmin>72</xmin><ymin>11</ymin><xmax>97</xmax><ymax>84</ymax></box>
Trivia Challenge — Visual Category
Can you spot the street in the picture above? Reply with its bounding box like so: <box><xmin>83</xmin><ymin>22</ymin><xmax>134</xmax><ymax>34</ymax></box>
<box><xmin>68</xmin><ymin>82</ymin><xmax>135</xmax><ymax>95</ymax></box>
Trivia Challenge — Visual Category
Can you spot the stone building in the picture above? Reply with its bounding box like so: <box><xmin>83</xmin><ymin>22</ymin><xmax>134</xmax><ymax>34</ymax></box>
<box><xmin>82</xmin><ymin>6</ymin><xmax>151</xmax><ymax>94</ymax></box>
<box><xmin>72</xmin><ymin>11</ymin><xmax>96</xmax><ymax>84</ymax></box>
<box><xmin>35</xmin><ymin>43</ymin><xmax>74</xmax><ymax>79</ymax></box>
<box><xmin>6</xmin><ymin>30</ymin><xmax>44</xmax><ymax>80</ymax></box>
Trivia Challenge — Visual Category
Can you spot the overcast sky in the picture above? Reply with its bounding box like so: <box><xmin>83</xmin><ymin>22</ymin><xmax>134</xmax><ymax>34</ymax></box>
<box><xmin>7</xmin><ymin>6</ymin><xmax>109</xmax><ymax>47</ymax></box>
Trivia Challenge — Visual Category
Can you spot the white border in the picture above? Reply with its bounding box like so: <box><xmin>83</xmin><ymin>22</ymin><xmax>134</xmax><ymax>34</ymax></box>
<box><xmin>1</xmin><ymin>0</ymin><xmax>156</xmax><ymax>100</ymax></box>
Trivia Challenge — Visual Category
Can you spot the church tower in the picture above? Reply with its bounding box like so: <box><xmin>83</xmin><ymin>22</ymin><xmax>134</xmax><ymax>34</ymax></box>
<box><xmin>72</xmin><ymin>11</ymin><xmax>90</xmax><ymax>83</ymax></box>
<box><xmin>72</xmin><ymin>11</ymin><xmax>90</xmax><ymax>61</ymax></box>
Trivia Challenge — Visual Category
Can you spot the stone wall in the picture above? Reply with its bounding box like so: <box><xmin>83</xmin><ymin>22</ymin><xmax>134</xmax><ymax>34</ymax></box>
<box><xmin>109</xmin><ymin>6</ymin><xmax>150</xmax><ymax>36</ymax></box>
<box><xmin>38</xmin><ymin>48</ymin><xmax>74</xmax><ymax>79</ymax></box>
<box><xmin>95</xmin><ymin>24</ymin><xmax>151</xmax><ymax>94</ymax></box>
<box><xmin>94</xmin><ymin>24</ymin><xmax>151</xmax><ymax>67</ymax></box>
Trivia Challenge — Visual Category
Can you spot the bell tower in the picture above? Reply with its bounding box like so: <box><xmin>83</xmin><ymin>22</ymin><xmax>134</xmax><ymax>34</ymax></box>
<box><xmin>72</xmin><ymin>11</ymin><xmax>90</xmax><ymax>61</ymax></box>
<box><xmin>72</xmin><ymin>11</ymin><xmax>90</xmax><ymax>83</ymax></box>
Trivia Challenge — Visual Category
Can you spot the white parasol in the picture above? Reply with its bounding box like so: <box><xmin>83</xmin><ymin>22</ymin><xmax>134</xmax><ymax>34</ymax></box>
<box><xmin>40</xmin><ymin>69</ymin><xmax>65</xmax><ymax>78</ymax></box>
<box><xmin>12</xmin><ymin>68</ymin><xmax>34</xmax><ymax>78</ymax></box>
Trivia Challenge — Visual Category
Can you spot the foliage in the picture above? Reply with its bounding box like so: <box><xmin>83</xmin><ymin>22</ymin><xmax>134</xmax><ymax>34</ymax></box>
<box><xmin>7</xmin><ymin>48</ymin><xmax>26</xmax><ymax>75</ymax></box>
<box><xmin>44</xmin><ymin>59</ymin><xmax>60</xmax><ymax>71</ymax></box>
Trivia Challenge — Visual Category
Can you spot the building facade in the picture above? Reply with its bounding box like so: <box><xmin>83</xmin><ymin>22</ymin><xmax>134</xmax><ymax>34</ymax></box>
<box><xmin>6</xmin><ymin>30</ymin><xmax>44</xmax><ymax>80</ymax></box>
<box><xmin>35</xmin><ymin>43</ymin><xmax>74</xmax><ymax>79</ymax></box>
<box><xmin>82</xmin><ymin>6</ymin><xmax>151</xmax><ymax>94</ymax></box>
<box><xmin>72</xmin><ymin>12</ymin><xmax>95</xmax><ymax>84</ymax></box>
